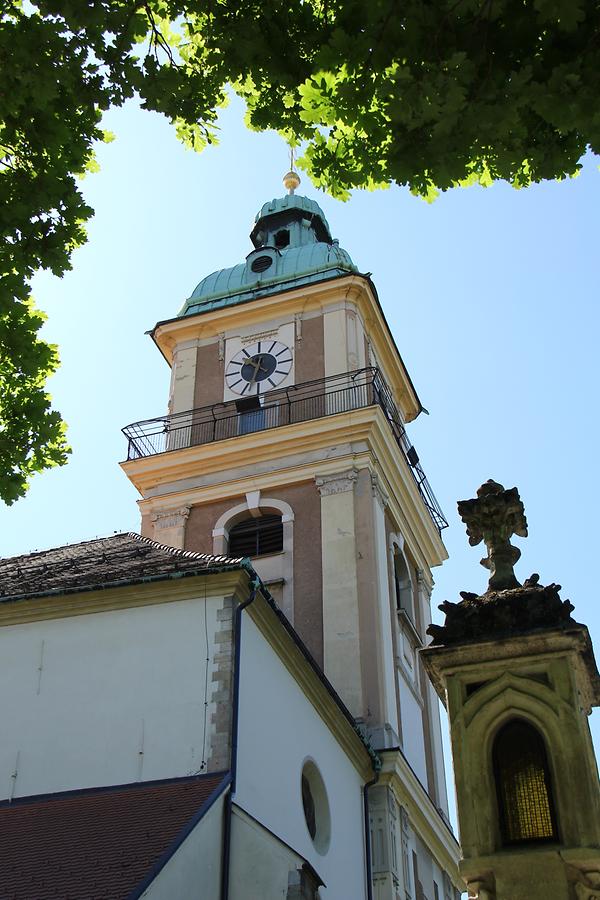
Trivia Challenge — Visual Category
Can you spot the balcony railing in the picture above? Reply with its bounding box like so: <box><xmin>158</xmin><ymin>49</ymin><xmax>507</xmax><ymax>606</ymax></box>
<box><xmin>122</xmin><ymin>367</ymin><xmax>448</xmax><ymax>532</ymax></box>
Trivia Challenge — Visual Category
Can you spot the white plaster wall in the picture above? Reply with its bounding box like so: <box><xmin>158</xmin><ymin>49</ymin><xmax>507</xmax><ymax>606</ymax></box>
<box><xmin>415</xmin><ymin>833</ymin><xmax>435</xmax><ymax>900</ymax></box>
<box><xmin>230</xmin><ymin>806</ymin><xmax>305</xmax><ymax>900</ymax></box>
<box><xmin>236</xmin><ymin>614</ymin><xmax>369</xmax><ymax>899</ymax></box>
<box><xmin>140</xmin><ymin>788</ymin><xmax>226</xmax><ymax>900</ymax></box>
<box><xmin>398</xmin><ymin>674</ymin><xmax>428</xmax><ymax>787</ymax></box>
<box><xmin>171</xmin><ymin>343</ymin><xmax>199</xmax><ymax>413</ymax></box>
<box><xmin>372</xmin><ymin>494</ymin><xmax>400</xmax><ymax>737</ymax></box>
<box><xmin>428</xmin><ymin>683</ymin><xmax>450</xmax><ymax>818</ymax></box>
<box><xmin>0</xmin><ymin>596</ymin><xmax>222</xmax><ymax>798</ymax></box>
<box><xmin>323</xmin><ymin>307</ymin><xmax>348</xmax><ymax>376</ymax></box>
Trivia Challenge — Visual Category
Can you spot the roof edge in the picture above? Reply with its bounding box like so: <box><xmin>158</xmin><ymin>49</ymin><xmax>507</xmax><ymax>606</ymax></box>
<box><xmin>0</xmin><ymin>770</ymin><xmax>230</xmax><ymax>809</ymax></box>
<box><xmin>0</xmin><ymin>532</ymin><xmax>250</xmax><ymax>605</ymax></box>
<box><xmin>126</xmin><ymin>772</ymin><xmax>232</xmax><ymax>900</ymax></box>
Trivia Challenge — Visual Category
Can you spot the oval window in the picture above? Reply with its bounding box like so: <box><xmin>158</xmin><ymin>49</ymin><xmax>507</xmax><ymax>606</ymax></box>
<box><xmin>301</xmin><ymin>759</ymin><xmax>331</xmax><ymax>854</ymax></box>
<box><xmin>250</xmin><ymin>255</ymin><xmax>273</xmax><ymax>273</ymax></box>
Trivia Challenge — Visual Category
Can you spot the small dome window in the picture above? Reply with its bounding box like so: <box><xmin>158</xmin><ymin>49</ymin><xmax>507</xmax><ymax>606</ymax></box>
<box><xmin>274</xmin><ymin>229</ymin><xmax>290</xmax><ymax>248</ymax></box>
<box><xmin>250</xmin><ymin>255</ymin><xmax>273</xmax><ymax>273</ymax></box>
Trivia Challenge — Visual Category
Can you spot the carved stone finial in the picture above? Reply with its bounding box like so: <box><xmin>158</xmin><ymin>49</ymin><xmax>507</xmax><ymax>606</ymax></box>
<box><xmin>457</xmin><ymin>480</ymin><xmax>528</xmax><ymax>592</ymax></box>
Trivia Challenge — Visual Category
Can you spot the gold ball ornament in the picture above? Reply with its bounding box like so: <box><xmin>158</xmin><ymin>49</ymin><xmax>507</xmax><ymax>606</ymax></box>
<box><xmin>283</xmin><ymin>170</ymin><xmax>301</xmax><ymax>193</ymax></box>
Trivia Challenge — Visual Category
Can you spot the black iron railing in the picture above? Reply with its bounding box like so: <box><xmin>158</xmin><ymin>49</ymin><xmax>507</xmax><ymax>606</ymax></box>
<box><xmin>122</xmin><ymin>368</ymin><xmax>448</xmax><ymax>532</ymax></box>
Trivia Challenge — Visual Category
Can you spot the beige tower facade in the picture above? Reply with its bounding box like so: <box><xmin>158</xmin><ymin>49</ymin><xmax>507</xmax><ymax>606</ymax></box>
<box><xmin>423</xmin><ymin>481</ymin><xmax>600</xmax><ymax>900</ymax></box>
<box><xmin>122</xmin><ymin>190</ymin><xmax>460</xmax><ymax>897</ymax></box>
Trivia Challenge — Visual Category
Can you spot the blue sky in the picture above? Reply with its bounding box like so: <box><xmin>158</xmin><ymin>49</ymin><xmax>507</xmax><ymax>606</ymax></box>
<box><xmin>1</xmin><ymin>94</ymin><xmax>598</xmax><ymax>809</ymax></box>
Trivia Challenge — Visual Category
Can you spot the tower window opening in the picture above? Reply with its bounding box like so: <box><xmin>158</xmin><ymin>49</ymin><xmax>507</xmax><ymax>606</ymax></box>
<box><xmin>393</xmin><ymin>548</ymin><xmax>414</xmax><ymax>621</ymax></box>
<box><xmin>493</xmin><ymin>719</ymin><xmax>558</xmax><ymax>845</ymax></box>
<box><xmin>274</xmin><ymin>229</ymin><xmax>290</xmax><ymax>248</ymax></box>
<box><xmin>228</xmin><ymin>514</ymin><xmax>283</xmax><ymax>557</ymax></box>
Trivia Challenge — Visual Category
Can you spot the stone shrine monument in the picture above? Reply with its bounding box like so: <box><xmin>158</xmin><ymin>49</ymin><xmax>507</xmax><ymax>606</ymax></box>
<box><xmin>422</xmin><ymin>480</ymin><xmax>600</xmax><ymax>900</ymax></box>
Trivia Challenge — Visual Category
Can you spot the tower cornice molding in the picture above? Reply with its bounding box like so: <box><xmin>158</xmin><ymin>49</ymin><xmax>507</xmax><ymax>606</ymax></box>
<box><xmin>124</xmin><ymin>405</ymin><xmax>447</xmax><ymax>569</ymax></box>
<box><xmin>150</xmin><ymin>273</ymin><xmax>422</xmax><ymax>422</ymax></box>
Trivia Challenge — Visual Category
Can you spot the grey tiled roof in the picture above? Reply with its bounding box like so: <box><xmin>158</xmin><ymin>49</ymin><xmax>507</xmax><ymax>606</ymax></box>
<box><xmin>0</xmin><ymin>532</ymin><xmax>245</xmax><ymax>602</ymax></box>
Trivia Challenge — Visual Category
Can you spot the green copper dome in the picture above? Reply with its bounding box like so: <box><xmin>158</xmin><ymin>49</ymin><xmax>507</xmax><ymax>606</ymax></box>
<box><xmin>179</xmin><ymin>193</ymin><xmax>357</xmax><ymax>318</ymax></box>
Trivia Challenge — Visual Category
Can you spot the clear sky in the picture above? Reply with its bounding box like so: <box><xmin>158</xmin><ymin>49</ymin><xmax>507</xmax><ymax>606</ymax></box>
<box><xmin>1</xmin><ymin>94</ymin><xmax>598</xmax><ymax>814</ymax></box>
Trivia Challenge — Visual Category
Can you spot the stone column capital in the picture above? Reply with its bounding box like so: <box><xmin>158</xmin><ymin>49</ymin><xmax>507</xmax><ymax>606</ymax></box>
<box><xmin>315</xmin><ymin>468</ymin><xmax>359</xmax><ymax>497</ymax></box>
<box><xmin>151</xmin><ymin>506</ymin><xmax>191</xmax><ymax>530</ymax></box>
<box><xmin>370</xmin><ymin>472</ymin><xmax>389</xmax><ymax>508</ymax></box>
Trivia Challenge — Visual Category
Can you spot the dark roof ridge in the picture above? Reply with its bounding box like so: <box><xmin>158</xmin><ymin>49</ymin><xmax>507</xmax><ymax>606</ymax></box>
<box><xmin>0</xmin><ymin>532</ymin><xmax>249</xmax><ymax>603</ymax></box>
<box><xmin>122</xmin><ymin>530</ymin><xmax>243</xmax><ymax>565</ymax></box>
<box><xmin>0</xmin><ymin>770</ymin><xmax>230</xmax><ymax>810</ymax></box>
<box><xmin>0</xmin><ymin>530</ymin><xmax>241</xmax><ymax>566</ymax></box>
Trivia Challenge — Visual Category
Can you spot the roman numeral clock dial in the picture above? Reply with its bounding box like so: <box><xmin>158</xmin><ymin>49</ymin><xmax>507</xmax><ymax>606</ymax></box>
<box><xmin>226</xmin><ymin>341</ymin><xmax>293</xmax><ymax>395</ymax></box>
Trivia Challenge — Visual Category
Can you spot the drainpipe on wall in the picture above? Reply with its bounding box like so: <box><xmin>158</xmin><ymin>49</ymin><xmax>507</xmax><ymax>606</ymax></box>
<box><xmin>220</xmin><ymin>569</ymin><xmax>260</xmax><ymax>900</ymax></box>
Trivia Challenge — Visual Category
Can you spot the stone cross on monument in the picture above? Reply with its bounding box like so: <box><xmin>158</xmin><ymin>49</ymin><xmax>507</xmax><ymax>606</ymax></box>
<box><xmin>457</xmin><ymin>479</ymin><xmax>528</xmax><ymax>592</ymax></box>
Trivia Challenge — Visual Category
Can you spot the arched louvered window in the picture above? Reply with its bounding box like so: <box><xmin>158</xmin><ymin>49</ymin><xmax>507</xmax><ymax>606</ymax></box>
<box><xmin>228</xmin><ymin>514</ymin><xmax>283</xmax><ymax>557</ymax></box>
<box><xmin>393</xmin><ymin>547</ymin><xmax>414</xmax><ymax>620</ymax></box>
<box><xmin>493</xmin><ymin>719</ymin><xmax>558</xmax><ymax>844</ymax></box>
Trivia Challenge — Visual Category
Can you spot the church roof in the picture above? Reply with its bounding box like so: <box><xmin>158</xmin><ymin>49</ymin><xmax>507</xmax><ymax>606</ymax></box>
<box><xmin>0</xmin><ymin>532</ymin><xmax>246</xmax><ymax>602</ymax></box>
<box><xmin>179</xmin><ymin>192</ymin><xmax>357</xmax><ymax>318</ymax></box>
<box><xmin>0</xmin><ymin>772</ymin><xmax>228</xmax><ymax>900</ymax></box>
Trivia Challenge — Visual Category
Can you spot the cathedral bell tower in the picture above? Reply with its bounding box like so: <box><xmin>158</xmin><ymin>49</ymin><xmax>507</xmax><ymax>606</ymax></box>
<box><xmin>422</xmin><ymin>480</ymin><xmax>600</xmax><ymax>900</ymax></box>
<box><xmin>122</xmin><ymin>172</ymin><xmax>458</xmax><ymax>900</ymax></box>
<box><xmin>122</xmin><ymin>174</ymin><xmax>460</xmax><ymax>899</ymax></box>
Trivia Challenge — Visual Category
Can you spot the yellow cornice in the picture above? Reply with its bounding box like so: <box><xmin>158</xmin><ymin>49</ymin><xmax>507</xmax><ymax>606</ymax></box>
<box><xmin>247</xmin><ymin>590</ymin><xmax>374</xmax><ymax>780</ymax></box>
<box><xmin>151</xmin><ymin>274</ymin><xmax>421</xmax><ymax>421</ymax></box>
<box><xmin>121</xmin><ymin>406</ymin><xmax>447</xmax><ymax>568</ymax></box>
<box><xmin>380</xmin><ymin>749</ymin><xmax>461</xmax><ymax>879</ymax></box>
<box><xmin>0</xmin><ymin>571</ymin><xmax>250</xmax><ymax>627</ymax></box>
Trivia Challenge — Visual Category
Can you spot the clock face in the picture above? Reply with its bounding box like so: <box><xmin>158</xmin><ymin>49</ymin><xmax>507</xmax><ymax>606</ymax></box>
<box><xmin>226</xmin><ymin>340</ymin><xmax>293</xmax><ymax>396</ymax></box>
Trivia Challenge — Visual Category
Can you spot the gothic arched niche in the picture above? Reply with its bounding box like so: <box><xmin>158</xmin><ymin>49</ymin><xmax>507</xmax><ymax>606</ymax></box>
<box><xmin>492</xmin><ymin>718</ymin><xmax>558</xmax><ymax>845</ymax></box>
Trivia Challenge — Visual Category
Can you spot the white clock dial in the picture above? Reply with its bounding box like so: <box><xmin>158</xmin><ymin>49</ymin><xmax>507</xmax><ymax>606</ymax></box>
<box><xmin>225</xmin><ymin>340</ymin><xmax>293</xmax><ymax>396</ymax></box>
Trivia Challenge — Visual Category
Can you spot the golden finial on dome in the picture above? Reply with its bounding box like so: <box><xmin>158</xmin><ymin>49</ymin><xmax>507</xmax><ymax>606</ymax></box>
<box><xmin>283</xmin><ymin>146</ymin><xmax>301</xmax><ymax>194</ymax></box>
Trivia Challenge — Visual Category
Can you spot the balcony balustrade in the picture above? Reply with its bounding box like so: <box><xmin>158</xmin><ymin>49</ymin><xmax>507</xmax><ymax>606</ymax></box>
<box><xmin>122</xmin><ymin>368</ymin><xmax>448</xmax><ymax>533</ymax></box>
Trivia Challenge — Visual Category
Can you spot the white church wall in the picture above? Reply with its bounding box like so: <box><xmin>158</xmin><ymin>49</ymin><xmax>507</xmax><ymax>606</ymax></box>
<box><xmin>235</xmin><ymin>613</ymin><xmax>369</xmax><ymax>899</ymax></box>
<box><xmin>229</xmin><ymin>805</ymin><xmax>307</xmax><ymax>900</ymax></box>
<box><xmin>0</xmin><ymin>594</ymin><xmax>224</xmax><ymax>798</ymax></box>
<box><xmin>427</xmin><ymin>680</ymin><xmax>450</xmax><ymax>818</ymax></box>
<box><xmin>139</xmin><ymin>787</ymin><xmax>226</xmax><ymax>900</ymax></box>
<box><xmin>397</xmin><ymin>673</ymin><xmax>428</xmax><ymax>787</ymax></box>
